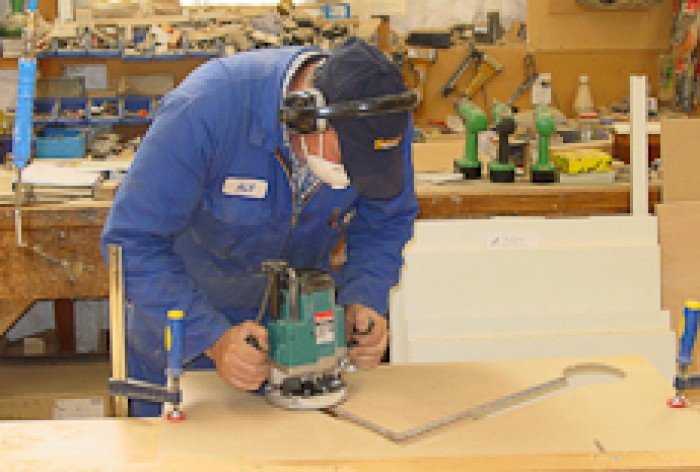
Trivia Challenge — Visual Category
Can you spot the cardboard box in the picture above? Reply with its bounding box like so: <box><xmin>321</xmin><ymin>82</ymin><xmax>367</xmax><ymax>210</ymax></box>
<box><xmin>0</xmin><ymin>358</ymin><xmax>112</xmax><ymax>420</ymax></box>
<box><xmin>661</xmin><ymin>117</ymin><xmax>700</xmax><ymax>203</ymax></box>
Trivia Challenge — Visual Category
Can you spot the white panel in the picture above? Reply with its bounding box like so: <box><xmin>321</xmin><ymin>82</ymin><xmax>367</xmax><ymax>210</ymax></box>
<box><xmin>389</xmin><ymin>286</ymin><xmax>408</xmax><ymax>363</ymax></box>
<box><xmin>398</xmin><ymin>246</ymin><xmax>661</xmax><ymax>318</ymax></box>
<box><xmin>406</xmin><ymin>332</ymin><xmax>676</xmax><ymax>380</ymax></box>
<box><xmin>405</xmin><ymin>216</ymin><xmax>659</xmax><ymax>251</ymax></box>
<box><xmin>630</xmin><ymin>75</ymin><xmax>649</xmax><ymax>217</ymax></box>
<box><xmin>405</xmin><ymin>311</ymin><xmax>671</xmax><ymax>338</ymax></box>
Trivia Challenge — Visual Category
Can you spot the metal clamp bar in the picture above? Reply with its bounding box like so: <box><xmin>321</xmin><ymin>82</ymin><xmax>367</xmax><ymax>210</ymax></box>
<box><xmin>109</xmin><ymin>379</ymin><xmax>181</xmax><ymax>405</ymax></box>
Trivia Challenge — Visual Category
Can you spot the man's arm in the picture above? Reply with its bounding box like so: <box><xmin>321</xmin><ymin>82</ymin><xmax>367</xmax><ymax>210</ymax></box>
<box><xmin>337</xmin><ymin>120</ymin><xmax>418</xmax><ymax>315</ymax></box>
<box><xmin>337</xmin><ymin>120</ymin><xmax>418</xmax><ymax>367</ymax></box>
<box><xmin>102</xmin><ymin>67</ymin><xmax>233</xmax><ymax>366</ymax></box>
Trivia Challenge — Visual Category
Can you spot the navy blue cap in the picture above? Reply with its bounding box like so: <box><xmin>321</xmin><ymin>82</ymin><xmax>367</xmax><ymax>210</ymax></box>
<box><xmin>314</xmin><ymin>37</ymin><xmax>410</xmax><ymax>200</ymax></box>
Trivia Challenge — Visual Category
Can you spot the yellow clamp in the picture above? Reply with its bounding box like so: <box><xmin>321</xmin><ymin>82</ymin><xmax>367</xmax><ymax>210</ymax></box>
<box><xmin>165</xmin><ymin>310</ymin><xmax>184</xmax><ymax>350</ymax></box>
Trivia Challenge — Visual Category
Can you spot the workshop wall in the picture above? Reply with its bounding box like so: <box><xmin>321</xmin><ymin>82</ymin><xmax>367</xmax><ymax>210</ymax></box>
<box><xmin>408</xmin><ymin>0</ymin><xmax>672</xmax><ymax>125</ymax></box>
<box><xmin>389</xmin><ymin>0</ymin><xmax>527</xmax><ymax>35</ymax></box>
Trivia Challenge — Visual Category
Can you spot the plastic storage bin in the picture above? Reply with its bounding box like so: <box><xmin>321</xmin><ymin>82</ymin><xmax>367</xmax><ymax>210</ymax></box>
<box><xmin>121</xmin><ymin>95</ymin><xmax>153</xmax><ymax>124</ymax></box>
<box><xmin>35</xmin><ymin>128</ymin><xmax>86</xmax><ymax>159</ymax></box>
<box><xmin>33</xmin><ymin>97</ymin><xmax>58</xmax><ymax>124</ymax></box>
<box><xmin>57</xmin><ymin>97</ymin><xmax>88</xmax><ymax>125</ymax></box>
<box><xmin>88</xmin><ymin>96</ymin><xmax>121</xmax><ymax>123</ymax></box>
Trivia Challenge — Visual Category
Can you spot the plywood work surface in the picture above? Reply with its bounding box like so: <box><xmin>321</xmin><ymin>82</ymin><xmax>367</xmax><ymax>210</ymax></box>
<box><xmin>3</xmin><ymin>356</ymin><xmax>699</xmax><ymax>471</ymax></box>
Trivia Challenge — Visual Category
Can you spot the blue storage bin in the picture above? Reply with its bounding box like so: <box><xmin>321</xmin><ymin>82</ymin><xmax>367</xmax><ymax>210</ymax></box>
<box><xmin>322</xmin><ymin>3</ymin><xmax>351</xmax><ymax>18</ymax></box>
<box><xmin>121</xmin><ymin>95</ymin><xmax>153</xmax><ymax>124</ymax></box>
<box><xmin>35</xmin><ymin>128</ymin><xmax>86</xmax><ymax>159</ymax></box>
<box><xmin>33</xmin><ymin>97</ymin><xmax>58</xmax><ymax>124</ymax></box>
<box><xmin>57</xmin><ymin>97</ymin><xmax>88</xmax><ymax>125</ymax></box>
<box><xmin>88</xmin><ymin>96</ymin><xmax>121</xmax><ymax>123</ymax></box>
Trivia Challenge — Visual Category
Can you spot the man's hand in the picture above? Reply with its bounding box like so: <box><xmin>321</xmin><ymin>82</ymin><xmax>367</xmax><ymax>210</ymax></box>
<box><xmin>345</xmin><ymin>304</ymin><xmax>388</xmax><ymax>369</ymax></box>
<box><xmin>205</xmin><ymin>321</ymin><xmax>270</xmax><ymax>391</ymax></box>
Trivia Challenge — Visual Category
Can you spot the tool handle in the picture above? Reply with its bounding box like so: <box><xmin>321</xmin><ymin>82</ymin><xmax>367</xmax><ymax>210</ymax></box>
<box><xmin>497</xmin><ymin>117</ymin><xmax>516</xmax><ymax>165</ymax></box>
<box><xmin>441</xmin><ymin>50</ymin><xmax>478</xmax><ymax>97</ymax></box>
<box><xmin>165</xmin><ymin>310</ymin><xmax>184</xmax><ymax>377</ymax></box>
<box><xmin>677</xmin><ymin>302</ymin><xmax>699</xmax><ymax>366</ymax></box>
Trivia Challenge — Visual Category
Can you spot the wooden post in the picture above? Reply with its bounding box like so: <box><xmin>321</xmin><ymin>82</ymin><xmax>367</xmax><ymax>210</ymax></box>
<box><xmin>109</xmin><ymin>245</ymin><xmax>128</xmax><ymax>418</ymax></box>
<box><xmin>54</xmin><ymin>299</ymin><xmax>75</xmax><ymax>354</ymax></box>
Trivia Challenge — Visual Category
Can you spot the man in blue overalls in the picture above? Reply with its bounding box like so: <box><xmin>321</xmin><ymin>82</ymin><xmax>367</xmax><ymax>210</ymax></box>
<box><xmin>102</xmin><ymin>37</ymin><xmax>418</xmax><ymax>417</ymax></box>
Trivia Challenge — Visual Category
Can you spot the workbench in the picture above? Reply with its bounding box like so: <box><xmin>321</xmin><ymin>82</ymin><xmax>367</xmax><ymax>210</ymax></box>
<box><xmin>416</xmin><ymin>180</ymin><xmax>661</xmax><ymax>218</ymax></box>
<box><xmin>1</xmin><ymin>356</ymin><xmax>699</xmax><ymax>470</ymax></box>
<box><xmin>0</xmin><ymin>181</ymin><xmax>662</xmax><ymax>339</ymax></box>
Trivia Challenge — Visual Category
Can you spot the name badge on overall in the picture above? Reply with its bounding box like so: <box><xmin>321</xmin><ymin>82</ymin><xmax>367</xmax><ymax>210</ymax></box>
<box><xmin>222</xmin><ymin>177</ymin><xmax>268</xmax><ymax>199</ymax></box>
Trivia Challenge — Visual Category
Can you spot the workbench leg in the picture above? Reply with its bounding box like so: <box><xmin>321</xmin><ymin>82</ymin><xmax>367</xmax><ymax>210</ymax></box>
<box><xmin>54</xmin><ymin>299</ymin><xmax>76</xmax><ymax>354</ymax></box>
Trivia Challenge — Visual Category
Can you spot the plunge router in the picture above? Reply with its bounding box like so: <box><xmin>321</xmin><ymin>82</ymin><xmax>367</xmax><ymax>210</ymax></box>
<box><xmin>254</xmin><ymin>261</ymin><xmax>349</xmax><ymax>410</ymax></box>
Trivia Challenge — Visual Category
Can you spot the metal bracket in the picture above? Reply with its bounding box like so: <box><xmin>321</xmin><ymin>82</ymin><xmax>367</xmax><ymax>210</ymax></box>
<box><xmin>674</xmin><ymin>374</ymin><xmax>700</xmax><ymax>391</ymax></box>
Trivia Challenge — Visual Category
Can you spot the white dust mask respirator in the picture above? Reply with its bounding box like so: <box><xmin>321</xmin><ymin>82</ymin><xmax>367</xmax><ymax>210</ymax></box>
<box><xmin>301</xmin><ymin>133</ymin><xmax>350</xmax><ymax>190</ymax></box>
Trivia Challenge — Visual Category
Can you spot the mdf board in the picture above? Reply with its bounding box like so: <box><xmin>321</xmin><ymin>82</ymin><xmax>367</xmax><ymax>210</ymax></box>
<box><xmin>127</xmin><ymin>357</ymin><xmax>700</xmax><ymax>461</ymax></box>
<box><xmin>658</xmin><ymin>201</ymin><xmax>700</xmax><ymax>374</ymax></box>
<box><xmin>404</xmin><ymin>216</ymin><xmax>659</xmax><ymax>249</ymax></box>
<box><xmin>391</xmin><ymin>217</ymin><xmax>662</xmax><ymax>318</ymax></box>
<box><xmin>661</xmin><ymin>117</ymin><xmax>700</xmax><ymax>203</ymax></box>
<box><xmin>528</xmin><ymin>0</ymin><xmax>672</xmax><ymax>51</ymax></box>
<box><xmin>389</xmin><ymin>217</ymin><xmax>669</xmax><ymax>368</ymax></box>
<box><xmin>2</xmin><ymin>357</ymin><xmax>700</xmax><ymax>470</ymax></box>
<box><xmin>397</xmin><ymin>246</ymin><xmax>661</xmax><ymax>318</ymax></box>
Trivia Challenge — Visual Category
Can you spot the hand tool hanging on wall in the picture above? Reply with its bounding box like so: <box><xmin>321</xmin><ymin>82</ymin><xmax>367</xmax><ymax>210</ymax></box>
<box><xmin>403</xmin><ymin>30</ymin><xmax>453</xmax><ymax>116</ymax></box>
<box><xmin>463</xmin><ymin>53</ymin><xmax>503</xmax><ymax>100</ymax></box>
<box><xmin>405</xmin><ymin>47</ymin><xmax>436</xmax><ymax>114</ymax></box>
<box><xmin>440</xmin><ymin>42</ymin><xmax>481</xmax><ymax>97</ymax></box>
<box><xmin>454</xmin><ymin>100</ymin><xmax>488</xmax><ymax>180</ymax></box>
<box><xmin>507</xmin><ymin>52</ymin><xmax>538</xmax><ymax>109</ymax></box>
<box><xmin>668</xmin><ymin>300</ymin><xmax>700</xmax><ymax>408</ymax></box>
